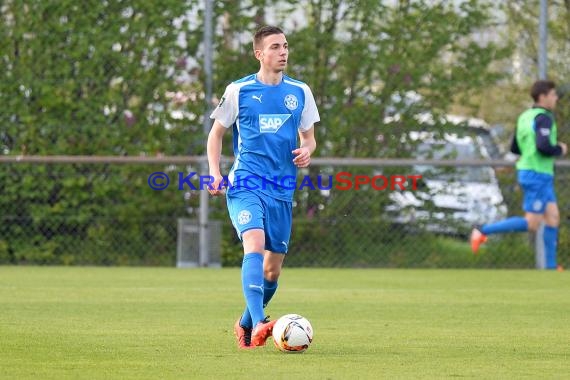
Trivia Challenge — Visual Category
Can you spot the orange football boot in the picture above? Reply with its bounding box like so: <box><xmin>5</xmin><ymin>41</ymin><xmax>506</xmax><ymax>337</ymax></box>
<box><xmin>470</xmin><ymin>228</ymin><xmax>488</xmax><ymax>254</ymax></box>
<box><xmin>234</xmin><ymin>318</ymin><xmax>254</xmax><ymax>350</ymax></box>
<box><xmin>251</xmin><ymin>317</ymin><xmax>277</xmax><ymax>347</ymax></box>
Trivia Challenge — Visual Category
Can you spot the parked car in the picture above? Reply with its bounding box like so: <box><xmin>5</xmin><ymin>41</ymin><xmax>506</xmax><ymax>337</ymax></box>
<box><xmin>385</xmin><ymin>127</ymin><xmax>508</xmax><ymax>235</ymax></box>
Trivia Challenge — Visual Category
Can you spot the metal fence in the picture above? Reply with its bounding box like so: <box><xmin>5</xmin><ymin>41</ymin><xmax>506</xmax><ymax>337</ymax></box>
<box><xmin>1</xmin><ymin>156</ymin><xmax>569</xmax><ymax>269</ymax></box>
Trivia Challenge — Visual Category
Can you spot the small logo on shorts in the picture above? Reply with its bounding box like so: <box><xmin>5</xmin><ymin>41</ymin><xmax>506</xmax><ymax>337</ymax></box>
<box><xmin>532</xmin><ymin>200</ymin><xmax>543</xmax><ymax>212</ymax></box>
<box><xmin>237</xmin><ymin>210</ymin><xmax>252</xmax><ymax>225</ymax></box>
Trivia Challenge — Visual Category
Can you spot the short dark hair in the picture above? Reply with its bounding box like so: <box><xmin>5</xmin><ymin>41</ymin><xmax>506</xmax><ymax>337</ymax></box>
<box><xmin>253</xmin><ymin>26</ymin><xmax>284</xmax><ymax>50</ymax></box>
<box><xmin>531</xmin><ymin>80</ymin><xmax>556</xmax><ymax>102</ymax></box>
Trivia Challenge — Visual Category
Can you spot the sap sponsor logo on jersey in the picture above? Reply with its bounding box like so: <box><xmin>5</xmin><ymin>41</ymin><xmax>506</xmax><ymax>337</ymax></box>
<box><xmin>259</xmin><ymin>114</ymin><xmax>291</xmax><ymax>133</ymax></box>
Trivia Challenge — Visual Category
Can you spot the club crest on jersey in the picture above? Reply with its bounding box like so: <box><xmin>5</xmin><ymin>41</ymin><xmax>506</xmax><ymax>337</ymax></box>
<box><xmin>284</xmin><ymin>94</ymin><xmax>298</xmax><ymax>110</ymax></box>
<box><xmin>259</xmin><ymin>114</ymin><xmax>291</xmax><ymax>133</ymax></box>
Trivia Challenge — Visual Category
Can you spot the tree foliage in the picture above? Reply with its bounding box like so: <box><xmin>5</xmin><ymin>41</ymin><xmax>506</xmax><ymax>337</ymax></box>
<box><xmin>503</xmin><ymin>0</ymin><xmax>570</xmax><ymax>133</ymax></box>
<box><xmin>1</xmin><ymin>0</ymin><xmax>204</xmax><ymax>155</ymax></box>
<box><xmin>287</xmin><ymin>0</ymin><xmax>511</xmax><ymax>157</ymax></box>
<box><xmin>0</xmin><ymin>1</ymin><xmax>202</xmax><ymax>264</ymax></box>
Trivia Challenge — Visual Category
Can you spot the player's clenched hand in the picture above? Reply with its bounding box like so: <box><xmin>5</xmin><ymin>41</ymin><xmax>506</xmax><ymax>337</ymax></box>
<box><xmin>559</xmin><ymin>142</ymin><xmax>568</xmax><ymax>156</ymax></box>
<box><xmin>208</xmin><ymin>174</ymin><xmax>226</xmax><ymax>196</ymax></box>
<box><xmin>292</xmin><ymin>147</ymin><xmax>311</xmax><ymax>168</ymax></box>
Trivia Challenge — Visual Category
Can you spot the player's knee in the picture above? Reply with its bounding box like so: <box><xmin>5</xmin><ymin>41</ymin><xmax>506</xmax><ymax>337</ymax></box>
<box><xmin>241</xmin><ymin>231</ymin><xmax>265</xmax><ymax>253</ymax></box>
<box><xmin>544</xmin><ymin>213</ymin><xmax>560</xmax><ymax>227</ymax></box>
<box><xmin>544</xmin><ymin>203</ymin><xmax>560</xmax><ymax>227</ymax></box>
<box><xmin>264</xmin><ymin>268</ymin><xmax>281</xmax><ymax>282</ymax></box>
<box><xmin>525</xmin><ymin>217</ymin><xmax>541</xmax><ymax>232</ymax></box>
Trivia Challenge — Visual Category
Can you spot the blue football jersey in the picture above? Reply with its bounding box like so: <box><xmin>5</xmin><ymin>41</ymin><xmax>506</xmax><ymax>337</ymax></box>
<box><xmin>210</xmin><ymin>74</ymin><xmax>320</xmax><ymax>201</ymax></box>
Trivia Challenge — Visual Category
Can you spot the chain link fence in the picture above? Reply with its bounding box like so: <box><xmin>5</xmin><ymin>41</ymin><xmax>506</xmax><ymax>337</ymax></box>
<box><xmin>1</xmin><ymin>156</ymin><xmax>568</xmax><ymax>268</ymax></box>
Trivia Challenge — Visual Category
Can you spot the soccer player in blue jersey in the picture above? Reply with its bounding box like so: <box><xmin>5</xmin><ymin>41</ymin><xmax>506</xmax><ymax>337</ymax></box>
<box><xmin>206</xmin><ymin>26</ymin><xmax>320</xmax><ymax>349</ymax></box>
<box><xmin>470</xmin><ymin>80</ymin><xmax>567</xmax><ymax>269</ymax></box>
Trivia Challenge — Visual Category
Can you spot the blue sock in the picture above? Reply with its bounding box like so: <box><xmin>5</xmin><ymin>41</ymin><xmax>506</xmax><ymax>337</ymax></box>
<box><xmin>543</xmin><ymin>226</ymin><xmax>558</xmax><ymax>269</ymax></box>
<box><xmin>241</xmin><ymin>253</ymin><xmax>265</xmax><ymax>327</ymax></box>
<box><xmin>481</xmin><ymin>217</ymin><xmax>528</xmax><ymax>235</ymax></box>
<box><xmin>240</xmin><ymin>278</ymin><xmax>278</xmax><ymax>329</ymax></box>
<box><xmin>262</xmin><ymin>279</ymin><xmax>278</xmax><ymax>308</ymax></box>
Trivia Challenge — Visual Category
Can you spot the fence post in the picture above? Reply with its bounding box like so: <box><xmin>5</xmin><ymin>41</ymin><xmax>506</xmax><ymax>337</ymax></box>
<box><xmin>538</xmin><ymin>0</ymin><xmax>548</xmax><ymax>80</ymax></box>
<box><xmin>534</xmin><ymin>222</ymin><xmax>546</xmax><ymax>269</ymax></box>
<box><xmin>199</xmin><ymin>0</ymin><xmax>214</xmax><ymax>267</ymax></box>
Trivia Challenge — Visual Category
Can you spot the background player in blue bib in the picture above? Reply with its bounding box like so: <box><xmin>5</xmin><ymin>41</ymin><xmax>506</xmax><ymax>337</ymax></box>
<box><xmin>207</xmin><ymin>26</ymin><xmax>320</xmax><ymax>349</ymax></box>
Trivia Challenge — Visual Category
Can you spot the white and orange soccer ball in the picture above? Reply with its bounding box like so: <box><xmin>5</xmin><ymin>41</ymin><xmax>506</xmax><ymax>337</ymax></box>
<box><xmin>272</xmin><ymin>314</ymin><xmax>314</xmax><ymax>353</ymax></box>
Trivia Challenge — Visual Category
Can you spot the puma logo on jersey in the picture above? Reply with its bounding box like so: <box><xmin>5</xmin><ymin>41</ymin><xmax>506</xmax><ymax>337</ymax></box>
<box><xmin>252</xmin><ymin>94</ymin><xmax>263</xmax><ymax>103</ymax></box>
<box><xmin>259</xmin><ymin>114</ymin><xmax>291</xmax><ymax>133</ymax></box>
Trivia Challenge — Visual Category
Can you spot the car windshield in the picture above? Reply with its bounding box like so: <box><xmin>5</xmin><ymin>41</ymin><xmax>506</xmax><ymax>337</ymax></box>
<box><xmin>414</xmin><ymin>141</ymin><xmax>492</xmax><ymax>183</ymax></box>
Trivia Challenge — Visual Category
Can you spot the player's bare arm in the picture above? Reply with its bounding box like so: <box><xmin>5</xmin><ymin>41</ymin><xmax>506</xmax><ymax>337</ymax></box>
<box><xmin>206</xmin><ymin>120</ymin><xmax>227</xmax><ymax>196</ymax></box>
<box><xmin>293</xmin><ymin>127</ymin><xmax>316</xmax><ymax>168</ymax></box>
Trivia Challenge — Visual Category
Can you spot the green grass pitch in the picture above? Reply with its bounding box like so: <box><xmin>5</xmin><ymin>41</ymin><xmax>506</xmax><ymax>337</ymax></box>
<box><xmin>0</xmin><ymin>267</ymin><xmax>568</xmax><ymax>379</ymax></box>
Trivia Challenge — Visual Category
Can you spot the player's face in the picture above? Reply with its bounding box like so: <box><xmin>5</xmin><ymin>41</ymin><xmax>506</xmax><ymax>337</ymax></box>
<box><xmin>256</xmin><ymin>33</ymin><xmax>288</xmax><ymax>72</ymax></box>
<box><xmin>542</xmin><ymin>89</ymin><xmax>558</xmax><ymax>110</ymax></box>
